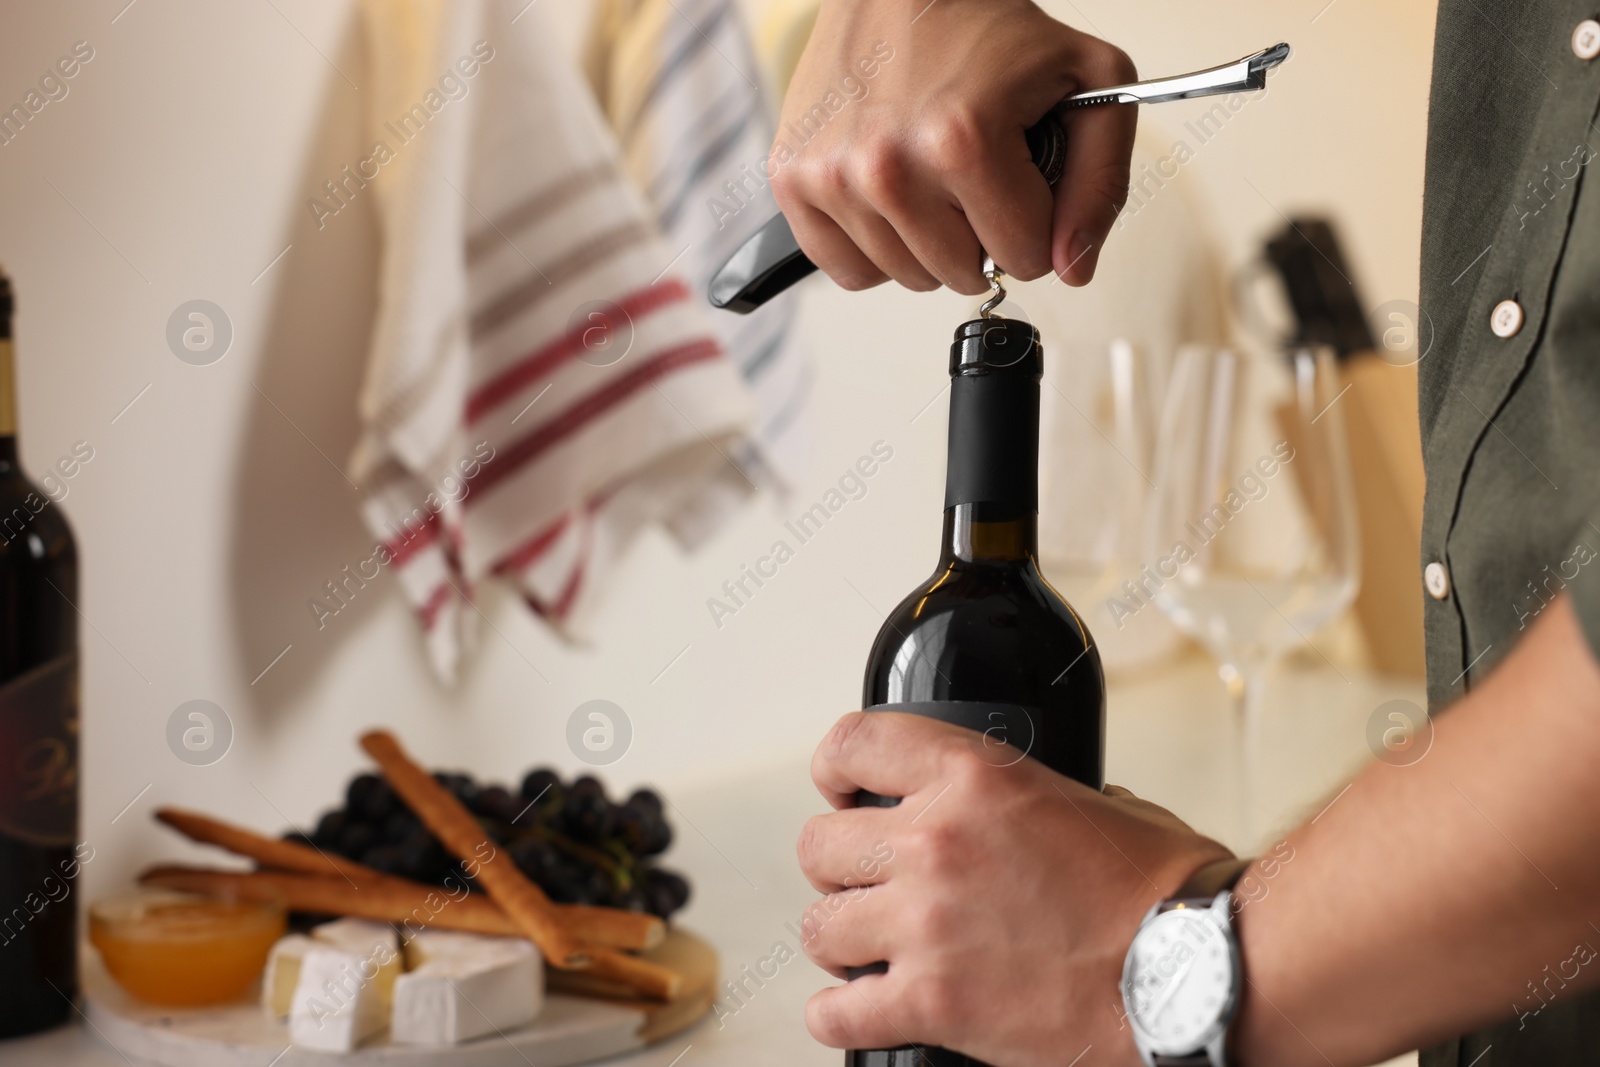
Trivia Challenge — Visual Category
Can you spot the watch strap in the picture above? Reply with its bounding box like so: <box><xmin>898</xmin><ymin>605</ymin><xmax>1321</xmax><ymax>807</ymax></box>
<box><xmin>1158</xmin><ymin>856</ymin><xmax>1254</xmax><ymax>912</ymax></box>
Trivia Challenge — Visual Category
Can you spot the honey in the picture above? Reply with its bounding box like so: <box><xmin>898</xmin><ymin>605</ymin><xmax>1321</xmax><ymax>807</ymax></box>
<box><xmin>90</xmin><ymin>889</ymin><xmax>286</xmax><ymax>1007</ymax></box>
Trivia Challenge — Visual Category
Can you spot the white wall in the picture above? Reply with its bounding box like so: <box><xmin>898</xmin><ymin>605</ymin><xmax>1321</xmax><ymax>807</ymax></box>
<box><xmin>0</xmin><ymin>0</ymin><xmax>1436</xmax><ymax>900</ymax></box>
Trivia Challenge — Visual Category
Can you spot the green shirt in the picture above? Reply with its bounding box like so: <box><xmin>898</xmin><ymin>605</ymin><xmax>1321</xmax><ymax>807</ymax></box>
<box><xmin>1420</xmin><ymin>2</ymin><xmax>1600</xmax><ymax>1063</ymax></box>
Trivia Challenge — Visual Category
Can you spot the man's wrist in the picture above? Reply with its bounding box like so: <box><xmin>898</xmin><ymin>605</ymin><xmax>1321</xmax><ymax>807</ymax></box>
<box><xmin>1223</xmin><ymin>857</ymin><xmax>1296</xmax><ymax>1067</ymax></box>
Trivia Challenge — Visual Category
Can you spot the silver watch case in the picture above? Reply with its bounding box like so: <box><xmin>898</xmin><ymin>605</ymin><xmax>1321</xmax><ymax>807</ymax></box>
<box><xmin>1120</xmin><ymin>890</ymin><xmax>1241</xmax><ymax>1067</ymax></box>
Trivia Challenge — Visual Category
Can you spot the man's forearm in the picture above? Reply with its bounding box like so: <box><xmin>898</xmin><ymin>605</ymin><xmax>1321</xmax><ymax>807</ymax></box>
<box><xmin>1230</xmin><ymin>595</ymin><xmax>1600</xmax><ymax>1065</ymax></box>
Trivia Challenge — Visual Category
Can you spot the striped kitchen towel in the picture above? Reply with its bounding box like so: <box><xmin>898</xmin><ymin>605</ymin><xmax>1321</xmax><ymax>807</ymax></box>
<box><xmin>586</xmin><ymin>0</ymin><xmax>811</xmax><ymax>498</ymax></box>
<box><xmin>350</xmin><ymin>0</ymin><xmax>756</xmax><ymax>681</ymax></box>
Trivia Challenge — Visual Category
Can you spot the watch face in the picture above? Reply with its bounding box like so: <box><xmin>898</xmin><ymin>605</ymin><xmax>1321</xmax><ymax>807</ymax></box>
<box><xmin>1122</xmin><ymin>907</ymin><xmax>1235</xmax><ymax>1053</ymax></box>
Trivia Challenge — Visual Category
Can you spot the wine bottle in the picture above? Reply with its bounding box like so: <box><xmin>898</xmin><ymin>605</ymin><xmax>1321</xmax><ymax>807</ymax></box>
<box><xmin>846</xmin><ymin>316</ymin><xmax>1105</xmax><ymax>1067</ymax></box>
<box><xmin>0</xmin><ymin>269</ymin><xmax>81</xmax><ymax>1039</ymax></box>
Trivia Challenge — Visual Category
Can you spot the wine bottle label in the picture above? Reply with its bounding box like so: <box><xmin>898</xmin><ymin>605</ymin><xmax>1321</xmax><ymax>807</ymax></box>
<box><xmin>0</xmin><ymin>652</ymin><xmax>79</xmax><ymax>847</ymax></box>
<box><xmin>855</xmin><ymin>701</ymin><xmax>1040</xmax><ymax>812</ymax></box>
<box><xmin>868</xmin><ymin>700</ymin><xmax>1037</xmax><ymax>767</ymax></box>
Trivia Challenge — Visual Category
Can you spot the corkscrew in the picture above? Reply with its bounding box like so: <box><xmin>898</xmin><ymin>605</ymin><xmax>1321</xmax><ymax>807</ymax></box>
<box><xmin>979</xmin><ymin>255</ymin><xmax>1006</xmax><ymax>319</ymax></box>
<box><xmin>707</xmin><ymin>42</ymin><xmax>1290</xmax><ymax>314</ymax></box>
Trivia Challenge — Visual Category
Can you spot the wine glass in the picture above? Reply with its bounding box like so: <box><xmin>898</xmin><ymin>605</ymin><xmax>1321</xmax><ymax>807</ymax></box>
<box><xmin>1040</xmin><ymin>338</ymin><xmax>1184</xmax><ymax>677</ymax></box>
<box><xmin>1143</xmin><ymin>345</ymin><xmax>1359</xmax><ymax>786</ymax></box>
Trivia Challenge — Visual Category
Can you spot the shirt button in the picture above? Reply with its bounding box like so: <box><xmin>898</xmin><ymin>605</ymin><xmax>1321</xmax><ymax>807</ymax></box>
<box><xmin>1490</xmin><ymin>299</ymin><xmax>1524</xmax><ymax>338</ymax></box>
<box><xmin>1425</xmin><ymin>561</ymin><xmax>1451</xmax><ymax>600</ymax></box>
<box><xmin>1575</xmin><ymin>19</ymin><xmax>1600</xmax><ymax>60</ymax></box>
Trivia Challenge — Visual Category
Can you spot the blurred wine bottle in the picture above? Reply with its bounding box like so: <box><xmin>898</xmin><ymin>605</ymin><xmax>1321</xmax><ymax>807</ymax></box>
<box><xmin>0</xmin><ymin>268</ymin><xmax>81</xmax><ymax>1038</ymax></box>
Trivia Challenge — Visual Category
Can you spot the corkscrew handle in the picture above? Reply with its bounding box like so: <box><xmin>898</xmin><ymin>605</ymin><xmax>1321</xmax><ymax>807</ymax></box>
<box><xmin>707</xmin><ymin>42</ymin><xmax>1289</xmax><ymax>313</ymax></box>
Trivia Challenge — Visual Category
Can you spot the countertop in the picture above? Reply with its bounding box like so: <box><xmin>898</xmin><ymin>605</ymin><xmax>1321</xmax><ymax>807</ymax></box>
<box><xmin>3</xmin><ymin>652</ymin><xmax>1422</xmax><ymax>1067</ymax></box>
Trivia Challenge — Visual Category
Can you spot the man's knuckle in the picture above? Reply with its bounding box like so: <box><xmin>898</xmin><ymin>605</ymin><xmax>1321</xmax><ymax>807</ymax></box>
<box><xmin>782</xmin><ymin>155</ymin><xmax>844</xmax><ymax>203</ymax></box>
<box><xmin>941</xmin><ymin>735</ymin><xmax>986</xmax><ymax>782</ymax></box>
<box><xmin>816</xmin><ymin>156</ymin><xmax>851</xmax><ymax>197</ymax></box>
<box><xmin>823</xmin><ymin>712</ymin><xmax>869</xmax><ymax>763</ymax></box>
<box><xmin>1087</xmin><ymin>42</ymin><xmax>1137</xmax><ymax>84</ymax></box>
<box><xmin>796</xmin><ymin>815</ymin><xmax>826</xmax><ymax>870</ymax></box>
<box><xmin>768</xmin><ymin>163</ymin><xmax>801</xmax><ymax>208</ymax></box>
<box><xmin>910</xmin><ymin>819</ymin><xmax>962</xmax><ymax>873</ymax></box>
<box><xmin>855</xmin><ymin>137</ymin><xmax>909</xmax><ymax>207</ymax></box>
<box><xmin>928</xmin><ymin>104</ymin><xmax>985</xmax><ymax>175</ymax></box>
<box><xmin>797</xmin><ymin>904</ymin><xmax>829</xmax><ymax>955</ymax></box>
<box><xmin>1109</xmin><ymin>45</ymin><xmax>1138</xmax><ymax>83</ymax></box>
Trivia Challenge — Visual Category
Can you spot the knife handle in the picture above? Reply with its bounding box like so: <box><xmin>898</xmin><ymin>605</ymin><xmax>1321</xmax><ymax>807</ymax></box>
<box><xmin>708</xmin><ymin>112</ymin><xmax>1066</xmax><ymax>313</ymax></box>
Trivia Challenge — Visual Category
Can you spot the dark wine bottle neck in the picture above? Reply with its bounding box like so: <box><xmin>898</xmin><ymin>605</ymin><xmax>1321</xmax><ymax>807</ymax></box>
<box><xmin>943</xmin><ymin>368</ymin><xmax>1040</xmax><ymax>512</ymax></box>
<box><xmin>941</xmin><ymin>317</ymin><xmax>1041</xmax><ymax>564</ymax></box>
<box><xmin>942</xmin><ymin>504</ymin><xmax>1037</xmax><ymax>563</ymax></box>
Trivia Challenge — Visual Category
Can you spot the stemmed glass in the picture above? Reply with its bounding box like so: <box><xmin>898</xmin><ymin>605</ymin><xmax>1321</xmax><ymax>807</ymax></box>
<box><xmin>1143</xmin><ymin>346</ymin><xmax>1359</xmax><ymax>798</ymax></box>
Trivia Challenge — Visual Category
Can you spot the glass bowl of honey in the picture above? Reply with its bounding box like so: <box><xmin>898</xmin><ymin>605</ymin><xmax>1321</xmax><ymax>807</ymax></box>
<box><xmin>89</xmin><ymin>887</ymin><xmax>286</xmax><ymax>1007</ymax></box>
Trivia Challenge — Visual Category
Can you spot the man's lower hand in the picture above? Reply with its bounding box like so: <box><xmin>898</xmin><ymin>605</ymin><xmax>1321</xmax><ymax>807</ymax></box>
<box><xmin>796</xmin><ymin>711</ymin><xmax>1232</xmax><ymax>1066</ymax></box>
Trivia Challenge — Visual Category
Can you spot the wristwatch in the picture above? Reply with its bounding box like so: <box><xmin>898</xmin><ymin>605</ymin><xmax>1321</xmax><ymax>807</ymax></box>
<box><xmin>1120</xmin><ymin>857</ymin><xmax>1253</xmax><ymax>1067</ymax></box>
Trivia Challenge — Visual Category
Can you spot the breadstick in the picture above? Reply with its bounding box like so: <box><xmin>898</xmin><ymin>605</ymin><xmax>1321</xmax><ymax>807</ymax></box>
<box><xmin>142</xmin><ymin>864</ymin><xmax>513</xmax><ymax>933</ymax></box>
<box><xmin>156</xmin><ymin>807</ymin><xmax>379</xmax><ymax>881</ymax></box>
<box><xmin>153</xmin><ymin>807</ymin><xmax>665</xmax><ymax>951</ymax></box>
<box><xmin>138</xmin><ymin>866</ymin><xmax>665</xmax><ymax>953</ymax></box>
<box><xmin>359</xmin><ymin>730</ymin><xmax>588</xmax><ymax>967</ymax></box>
<box><xmin>579</xmin><ymin>947</ymin><xmax>683</xmax><ymax>1001</ymax></box>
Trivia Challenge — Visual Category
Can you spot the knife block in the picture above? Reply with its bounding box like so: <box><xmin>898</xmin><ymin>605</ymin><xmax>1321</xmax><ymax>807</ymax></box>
<box><xmin>1277</xmin><ymin>352</ymin><xmax>1426</xmax><ymax>677</ymax></box>
<box><xmin>1340</xmin><ymin>352</ymin><xmax>1426</xmax><ymax>676</ymax></box>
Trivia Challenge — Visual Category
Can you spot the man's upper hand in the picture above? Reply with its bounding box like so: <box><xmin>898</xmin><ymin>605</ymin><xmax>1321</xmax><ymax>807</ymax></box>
<box><xmin>769</xmin><ymin>0</ymin><xmax>1137</xmax><ymax>295</ymax></box>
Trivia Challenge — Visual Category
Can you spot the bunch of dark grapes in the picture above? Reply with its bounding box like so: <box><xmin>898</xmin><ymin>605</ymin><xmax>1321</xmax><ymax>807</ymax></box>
<box><xmin>285</xmin><ymin>769</ymin><xmax>690</xmax><ymax>920</ymax></box>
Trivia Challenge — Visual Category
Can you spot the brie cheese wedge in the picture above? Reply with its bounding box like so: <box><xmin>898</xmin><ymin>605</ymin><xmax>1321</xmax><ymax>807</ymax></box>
<box><xmin>400</xmin><ymin>927</ymin><xmax>529</xmax><ymax>970</ymax></box>
<box><xmin>310</xmin><ymin>918</ymin><xmax>401</xmax><ymax>1008</ymax></box>
<box><xmin>288</xmin><ymin>944</ymin><xmax>391</xmax><ymax>1051</ymax></box>
<box><xmin>392</xmin><ymin>932</ymin><xmax>543</xmax><ymax>1046</ymax></box>
<box><xmin>262</xmin><ymin>933</ymin><xmax>315</xmax><ymax>1019</ymax></box>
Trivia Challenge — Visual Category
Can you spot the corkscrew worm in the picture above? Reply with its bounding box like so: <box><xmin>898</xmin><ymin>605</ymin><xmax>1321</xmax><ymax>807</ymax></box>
<box><xmin>979</xmin><ymin>256</ymin><xmax>1006</xmax><ymax>319</ymax></box>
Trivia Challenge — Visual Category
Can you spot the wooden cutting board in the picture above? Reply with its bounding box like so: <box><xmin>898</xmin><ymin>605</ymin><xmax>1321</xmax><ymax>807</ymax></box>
<box><xmin>82</xmin><ymin>928</ymin><xmax>717</xmax><ymax>1066</ymax></box>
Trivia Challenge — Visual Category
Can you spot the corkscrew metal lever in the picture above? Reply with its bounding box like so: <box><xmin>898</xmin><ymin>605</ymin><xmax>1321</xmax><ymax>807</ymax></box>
<box><xmin>1062</xmin><ymin>42</ymin><xmax>1290</xmax><ymax>110</ymax></box>
<box><xmin>707</xmin><ymin>42</ymin><xmax>1291</xmax><ymax>314</ymax></box>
